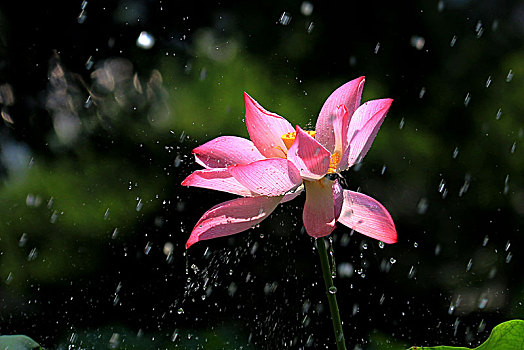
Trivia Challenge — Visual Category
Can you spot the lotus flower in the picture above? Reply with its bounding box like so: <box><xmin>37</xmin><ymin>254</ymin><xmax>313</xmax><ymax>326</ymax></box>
<box><xmin>182</xmin><ymin>76</ymin><xmax>396</xmax><ymax>248</ymax></box>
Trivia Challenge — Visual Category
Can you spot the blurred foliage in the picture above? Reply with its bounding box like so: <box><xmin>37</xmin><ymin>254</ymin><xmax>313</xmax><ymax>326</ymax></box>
<box><xmin>0</xmin><ymin>335</ymin><xmax>41</xmax><ymax>350</ymax></box>
<box><xmin>0</xmin><ymin>0</ymin><xmax>522</xmax><ymax>349</ymax></box>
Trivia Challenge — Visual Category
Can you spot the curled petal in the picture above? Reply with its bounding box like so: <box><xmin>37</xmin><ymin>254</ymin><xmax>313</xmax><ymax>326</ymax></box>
<box><xmin>346</xmin><ymin>98</ymin><xmax>393</xmax><ymax>167</ymax></box>
<box><xmin>229</xmin><ymin>158</ymin><xmax>302</xmax><ymax>196</ymax></box>
<box><xmin>186</xmin><ymin>196</ymin><xmax>282</xmax><ymax>248</ymax></box>
<box><xmin>315</xmin><ymin>77</ymin><xmax>365</xmax><ymax>153</ymax></box>
<box><xmin>337</xmin><ymin>190</ymin><xmax>397</xmax><ymax>244</ymax></box>
<box><xmin>287</xmin><ymin>126</ymin><xmax>331</xmax><ymax>181</ymax></box>
<box><xmin>303</xmin><ymin>179</ymin><xmax>336</xmax><ymax>238</ymax></box>
<box><xmin>181</xmin><ymin>168</ymin><xmax>255</xmax><ymax>196</ymax></box>
<box><xmin>193</xmin><ymin>136</ymin><xmax>265</xmax><ymax>169</ymax></box>
<box><xmin>244</xmin><ymin>92</ymin><xmax>294</xmax><ymax>158</ymax></box>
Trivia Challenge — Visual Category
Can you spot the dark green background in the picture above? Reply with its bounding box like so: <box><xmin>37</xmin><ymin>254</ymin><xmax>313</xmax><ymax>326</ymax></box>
<box><xmin>0</xmin><ymin>0</ymin><xmax>522</xmax><ymax>349</ymax></box>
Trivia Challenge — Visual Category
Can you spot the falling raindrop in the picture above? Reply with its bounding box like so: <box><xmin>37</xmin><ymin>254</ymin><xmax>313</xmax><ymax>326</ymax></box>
<box><xmin>306</xmin><ymin>22</ymin><xmax>315</xmax><ymax>34</ymax></box>
<box><xmin>410</xmin><ymin>36</ymin><xmax>425</xmax><ymax>50</ymax></box>
<box><xmin>417</xmin><ymin>197</ymin><xmax>428</xmax><ymax>214</ymax></box>
<box><xmin>450</xmin><ymin>35</ymin><xmax>457</xmax><ymax>47</ymax></box>
<box><xmin>408</xmin><ymin>265</ymin><xmax>416</xmax><ymax>279</ymax></box>
<box><xmin>510</xmin><ymin>142</ymin><xmax>516</xmax><ymax>153</ymax></box>
<box><xmin>399</xmin><ymin>117</ymin><xmax>405</xmax><ymax>129</ymax></box>
<box><xmin>505</xmin><ymin>241</ymin><xmax>511</xmax><ymax>251</ymax></box>
<box><xmin>464</xmin><ymin>93</ymin><xmax>471</xmax><ymax>106</ymax></box>
<box><xmin>111</xmin><ymin>228</ymin><xmax>119</xmax><ymax>239</ymax></box>
<box><xmin>482</xmin><ymin>235</ymin><xmax>489</xmax><ymax>246</ymax></box>
<box><xmin>19</xmin><ymin>233</ymin><xmax>28</xmax><ymax>247</ymax></box>
<box><xmin>136</xmin><ymin>198</ymin><xmax>143</xmax><ymax>211</ymax></box>
<box><xmin>171</xmin><ymin>330</ymin><xmax>179</xmax><ymax>342</ymax></box>
<box><xmin>374</xmin><ymin>42</ymin><xmax>380</xmax><ymax>54</ymax></box>
<box><xmin>144</xmin><ymin>242</ymin><xmax>152</xmax><ymax>255</ymax></box>
<box><xmin>478</xmin><ymin>296</ymin><xmax>488</xmax><ymax>309</ymax></box>
<box><xmin>419</xmin><ymin>87</ymin><xmax>426</xmax><ymax>98</ymax></box>
<box><xmin>475</xmin><ymin>20</ymin><xmax>484</xmax><ymax>38</ymax></box>
<box><xmin>485</xmin><ymin>76</ymin><xmax>492</xmax><ymax>88</ymax></box>
<box><xmin>496</xmin><ymin>108</ymin><xmax>502</xmax><ymax>120</ymax></box>
<box><xmin>435</xmin><ymin>244</ymin><xmax>441</xmax><ymax>256</ymax></box>
<box><xmin>452</xmin><ymin>147</ymin><xmax>459</xmax><ymax>158</ymax></box>
<box><xmin>438</xmin><ymin>0</ymin><xmax>444</xmax><ymax>11</ymax></box>
<box><xmin>506</xmin><ymin>70</ymin><xmax>513</xmax><ymax>82</ymax></box>
<box><xmin>506</xmin><ymin>252</ymin><xmax>512</xmax><ymax>263</ymax></box>
<box><xmin>136</xmin><ymin>31</ymin><xmax>155</xmax><ymax>49</ymax></box>
<box><xmin>466</xmin><ymin>259</ymin><xmax>473</xmax><ymax>271</ymax></box>
<box><xmin>338</xmin><ymin>262</ymin><xmax>353</xmax><ymax>278</ymax></box>
<box><xmin>503</xmin><ymin>174</ymin><xmax>509</xmax><ymax>194</ymax></box>
<box><xmin>279</xmin><ymin>12</ymin><xmax>292</xmax><ymax>25</ymax></box>
<box><xmin>300</xmin><ymin>1</ymin><xmax>313</xmax><ymax>16</ymax></box>
<box><xmin>5</xmin><ymin>272</ymin><xmax>13</xmax><ymax>285</ymax></box>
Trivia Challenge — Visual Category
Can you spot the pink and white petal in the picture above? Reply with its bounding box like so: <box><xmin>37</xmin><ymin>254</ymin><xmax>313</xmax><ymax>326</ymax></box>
<box><xmin>303</xmin><ymin>179</ymin><xmax>336</xmax><ymax>238</ymax></box>
<box><xmin>229</xmin><ymin>158</ymin><xmax>302</xmax><ymax>196</ymax></box>
<box><xmin>186</xmin><ymin>196</ymin><xmax>282</xmax><ymax>248</ymax></box>
<box><xmin>346</xmin><ymin>98</ymin><xmax>393</xmax><ymax>167</ymax></box>
<box><xmin>193</xmin><ymin>136</ymin><xmax>265</xmax><ymax>169</ymax></box>
<box><xmin>315</xmin><ymin>77</ymin><xmax>366</xmax><ymax>153</ymax></box>
<box><xmin>181</xmin><ymin>168</ymin><xmax>255</xmax><ymax>196</ymax></box>
<box><xmin>244</xmin><ymin>92</ymin><xmax>294</xmax><ymax>158</ymax></box>
<box><xmin>337</xmin><ymin>190</ymin><xmax>397</xmax><ymax>244</ymax></box>
<box><xmin>333</xmin><ymin>179</ymin><xmax>343</xmax><ymax>221</ymax></box>
<box><xmin>287</xmin><ymin>126</ymin><xmax>331</xmax><ymax>181</ymax></box>
<box><xmin>281</xmin><ymin>185</ymin><xmax>304</xmax><ymax>203</ymax></box>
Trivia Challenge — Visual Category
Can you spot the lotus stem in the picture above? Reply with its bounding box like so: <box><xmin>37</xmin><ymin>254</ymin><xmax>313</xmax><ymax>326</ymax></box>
<box><xmin>316</xmin><ymin>237</ymin><xmax>346</xmax><ymax>349</ymax></box>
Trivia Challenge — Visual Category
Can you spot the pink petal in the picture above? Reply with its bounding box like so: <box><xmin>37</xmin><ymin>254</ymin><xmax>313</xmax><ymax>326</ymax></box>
<box><xmin>315</xmin><ymin>77</ymin><xmax>365</xmax><ymax>153</ymax></box>
<box><xmin>186</xmin><ymin>196</ymin><xmax>282</xmax><ymax>248</ymax></box>
<box><xmin>181</xmin><ymin>168</ymin><xmax>255</xmax><ymax>196</ymax></box>
<box><xmin>333</xmin><ymin>179</ymin><xmax>343</xmax><ymax>220</ymax></box>
<box><xmin>337</xmin><ymin>190</ymin><xmax>397</xmax><ymax>244</ymax></box>
<box><xmin>193</xmin><ymin>136</ymin><xmax>265</xmax><ymax>169</ymax></box>
<box><xmin>228</xmin><ymin>158</ymin><xmax>302</xmax><ymax>196</ymax></box>
<box><xmin>303</xmin><ymin>179</ymin><xmax>336</xmax><ymax>238</ymax></box>
<box><xmin>346</xmin><ymin>98</ymin><xmax>393</xmax><ymax>167</ymax></box>
<box><xmin>287</xmin><ymin>126</ymin><xmax>331</xmax><ymax>181</ymax></box>
<box><xmin>244</xmin><ymin>92</ymin><xmax>294</xmax><ymax>158</ymax></box>
<box><xmin>281</xmin><ymin>186</ymin><xmax>304</xmax><ymax>203</ymax></box>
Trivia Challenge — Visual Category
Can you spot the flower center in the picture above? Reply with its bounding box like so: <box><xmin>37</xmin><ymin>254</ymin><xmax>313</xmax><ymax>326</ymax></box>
<box><xmin>281</xmin><ymin>130</ymin><xmax>316</xmax><ymax>149</ymax></box>
<box><xmin>328</xmin><ymin>152</ymin><xmax>341</xmax><ymax>173</ymax></box>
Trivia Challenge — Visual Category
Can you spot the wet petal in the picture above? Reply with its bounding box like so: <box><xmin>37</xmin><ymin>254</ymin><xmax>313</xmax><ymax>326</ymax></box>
<box><xmin>333</xmin><ymin>179</ymin><xmax>343</xmax><ymax>220</ymax></box>
<box><xmin>346</xmin><ymin>98</ymin><xmax>393</xmax><ymax>167</ymax></box>
<box><xmin>303</xmin><ymin>179</ymin><xmax>336</xmax><ymax>238</ymax></box>
<box><xmin>315</xmin><ymin>77</ymin><xmax>365</xmax><ymax>153</ymax></box>
<box><xmin>181</xmin><ymin>168</ymin><xmax>255</xmax><ymax>196</ymax></box>
<box><xmin>337</xmin><ymin>190</ymin><xmax>397</xmax><ymax>243</ymax></box>
<box><xmin>244</xmin><ymin>92</ymin><xmax>294</xmax><ymax>158</ymax></box>
<box><xmin>287</xmin><ymin>126</ymin><xmax>331</xmax><ymax>181</ymax></box>
<box><xmin>193</xmin><ymin>136</ymin><xmax>265</xmax><ymax>169</ymax></box>
<box><xmin>281</xmin><ymin>185</ymin><xmax>304</xmax><ymax>203</ymax></box>
<box><xmin>229</xmin><ymin>158</ymin><xmax>302</xmax><ymax>196</ymax></box>
<box><xmin>186</xmin><ymin>196</ymin><xmax>282</xmax><ymax>248</ymax></box>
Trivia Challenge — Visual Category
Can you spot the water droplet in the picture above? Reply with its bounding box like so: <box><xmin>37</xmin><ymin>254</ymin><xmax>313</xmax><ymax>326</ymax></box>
<box><xmin>410</xmin><ymin>36</ymin><xmax>425</xmax><ymax>50</ymax></box>
<box><xmin>328</xmin><ymin>286</ymin><xmax>337</xmax><ymax>294</ymax></box>
<box><xmin>374</xmin><ymin>42</ymin><xmax>380</xmax><ymax>54</ymax></box>
<box><xmin>378</xmin><ymin>241</ymin><xmax>385</xmax><ymax>249</ymax></box>
<box><xmin>137</xmin><ymin>31</ymin><xmax>155</xmax><ymax>49</ymax></box>
<box><xmin>399</xmin><ymin>117</ymin><xmax>405</xmax><ymax>129</ymax></box>
<box><xmin>18</xmin><ymin>233</ymin><xmax>28</xmax><ymax>247</ymax></box>
<box><xmin>279</xmin><ymin>12</ymin><xmax>292</xmax><ymax>25</ymax></box>
<box><xmin>177</xmin><ymin>308</ymin><xmax>184</xmax><ymax>314</ymax></box>
<box><xmin>485</xmin><ymin>76</ymin><xmax>492</xmax><ymax>88</ymax></box>
<box><xmin>413</xmin><ymin>242</ymin><xmax>418</xmax><ymax>248</ymax></box>
<box><xmin>496</xmin><ymin>108</ymin><xmax>502</xmax><ymax>120</ymax></box>
<box><xmin>464</xmin><ymin>93</ymin><xmax>471</xmax><ymax>106</ymax></box>
<box><xmin>360</xmin><ymin>242</ymin><xmax>368</xmax><ymax>250</ymax></box>
<box><xmin>417</xmin><ymin>197</ymin><xmax>428</xmax><ymax>214</ymax></box>
<box><xmin>452</xmin><ymin>146</ymin><xmax>459</xmax><ymax>158</ymax></box>
<box><xmin>389</xmin><ymin>257</ymin><xmax>396</xmax><ymax>264</ymax></box>
<box><xmin>466</xmin><ymin>258</ymin><xmax>473</xmax><ymax>271</ymax></box>
<box><xmin>300</xmin><ymin>1</ymin><xmax>313</xmax><ymax>16</ymax></box>
<box><xmin>450</xmin><ymin>35</ymin><xmax>457</xmax><ymax>47</ymax></box>
<box><xmin>478</xmin><ymin>296</ymin><xmax>488</xmax><ymax>309</ymax></box>
<box><xmin>338</xmin><ymin>262</ymin><xmax>353</xmax><ymax>278</ymax></box>
<box><xmin>144</xmin><ymin>242</ymin><xmax>152</xmax><ymax>255</ymax></box>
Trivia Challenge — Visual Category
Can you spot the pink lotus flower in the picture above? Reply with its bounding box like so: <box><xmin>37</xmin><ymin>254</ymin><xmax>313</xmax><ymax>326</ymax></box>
<box><xmin>182</xmin><ymin>76</ymin><xmax>397</xmax><ymax>248</ymax></box>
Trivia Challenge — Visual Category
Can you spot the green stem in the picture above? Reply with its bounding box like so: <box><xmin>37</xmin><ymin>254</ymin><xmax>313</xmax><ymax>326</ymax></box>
<box><xmin>317</xmin><ymin>237</ymin><xmax>346</xmax><ymax>350</ymax></box>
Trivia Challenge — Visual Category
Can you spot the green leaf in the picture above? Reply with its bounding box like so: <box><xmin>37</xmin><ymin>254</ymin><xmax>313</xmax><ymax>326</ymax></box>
<box><xmin>407</xmin><ymin>320</ymin><xmax>524</xmax><ymax>350</ymax></box>
<box><xmin>0</xmin><ymin>335</ymin><xmax>41</xmax><ymax>350</ymax></box>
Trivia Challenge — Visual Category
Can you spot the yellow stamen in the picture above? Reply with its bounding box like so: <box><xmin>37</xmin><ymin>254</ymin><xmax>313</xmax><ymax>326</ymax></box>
<box><xmin>328</xmin><ymin>152</ymin><xmax>341</xmax><ymax>173</ymax></box>
<box><xmin>281</xmin><ymin>130</ymin><xmax>316</xmax><ymax>149</ymax></box>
